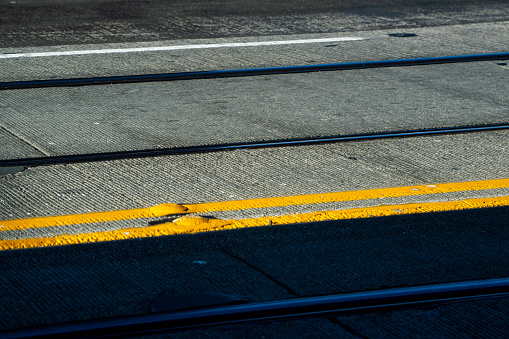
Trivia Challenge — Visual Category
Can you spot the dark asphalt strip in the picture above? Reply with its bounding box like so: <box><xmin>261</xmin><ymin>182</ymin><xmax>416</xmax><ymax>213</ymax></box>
<box><xmin>1</xmin><ymin>124</ymin><xmax>508</xmax><ymax>168</ymax></box>
<box><xmin>1</xmin><ymin>53</ymin><xmax>508</xmax><ymax>90</ymax></box>
<box><xmin>2</xmin><ymin>278</ymin><xmax>509</xmax><ymax>338</ymax></box>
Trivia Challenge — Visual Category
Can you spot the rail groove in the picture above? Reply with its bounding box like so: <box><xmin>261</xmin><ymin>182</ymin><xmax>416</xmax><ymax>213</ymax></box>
<box><xmin>1</xmin><ymin>52</ymin><xmax>508</xmax><ymax>90</ymax></box>
<box><xmin>2</xmin><ymin>278</ymin><xmax>509</xmax><ymax>338</ymax></box>
<box><xmin>1</xmin><ymin>124</ymin><xmax>508</xmax><ymax>167</ymax></box>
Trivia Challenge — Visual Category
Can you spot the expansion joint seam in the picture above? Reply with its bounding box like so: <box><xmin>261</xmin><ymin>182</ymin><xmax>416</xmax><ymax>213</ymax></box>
<box><xmin>327</xmin><ymin>317</ymin><xmax>370</xmax><ymax>339</ymax></box>
<box><xmin>0</xmin><ymin>123</ymin><xmax>50</xmax><ymax>156</ymax></box>
<box><xmin>218</xmin><ymin>246</ymin><xmax>300</xmax><ymax>297</ymax></box>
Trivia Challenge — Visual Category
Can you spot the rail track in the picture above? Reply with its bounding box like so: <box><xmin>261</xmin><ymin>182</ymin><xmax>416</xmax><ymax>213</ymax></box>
<box><xmin>3</xmin><ymin>278</ymin><xmax>509</xmax><ymax>338</ymax></box>
<box><xmin>1</xmin><ymin>123</ymin><xmax>508</xmax><ymax>168</ymax></box>
<box><xmin>1</xmin><ymin>52</ymin><xmax>509</xmax><ymax>90</ymax></box>
<box><xmin>1</xmin><ymin>52</ymin><xmax>508</xmax><ymax>169</ymax></box>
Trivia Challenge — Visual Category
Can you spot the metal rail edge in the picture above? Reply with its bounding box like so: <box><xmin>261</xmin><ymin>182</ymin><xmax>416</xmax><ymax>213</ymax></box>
<box><xmin>1</xmin><ymin>124</ymin><xmax>508</xmax><ymax>167</ymax></box>
<box><xmin>1</xmin><ymin>52</ymin><xmax>508</xmax><ymax>90</ymax></box>
<box><xmin>2</xmin><ymin>277</ymin><xmax>509</xmax><ymax>338</ymax></box>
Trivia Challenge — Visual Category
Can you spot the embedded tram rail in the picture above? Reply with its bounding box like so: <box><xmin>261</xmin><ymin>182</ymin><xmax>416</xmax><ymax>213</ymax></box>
<box><xmin>1</xmin><ymin>53</ymin><xmax>508</xmax><ymax>168</ymax></box>
<box><xmin>0</xmin><ymin>123</ymin><xmax>508</xmax><ymax>168</ymax></box>
<box><xmin>3</xmin><ymin>278</ymin><xmax>509</xmax><ymax>339</ymax></box>
<box><xmin>1</xmin><ymin>52</ymin><xmax>509</xmax><ymax>90</ymax></box>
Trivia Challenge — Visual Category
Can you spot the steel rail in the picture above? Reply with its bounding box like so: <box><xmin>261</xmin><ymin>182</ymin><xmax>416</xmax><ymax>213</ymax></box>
<box><xmin>1</xmin><ymin>52</ymin><xmax>508</xmax><ymax>90</ymax></box>
<box><xmin>2</xmin><ymin>278</ymin><xmax>509</xmax><ymax>339</ymax></box>
<box><xmin>1</xmin><ymin>123</ymin><xmax>508</xmax><ymax>168</ymax></box>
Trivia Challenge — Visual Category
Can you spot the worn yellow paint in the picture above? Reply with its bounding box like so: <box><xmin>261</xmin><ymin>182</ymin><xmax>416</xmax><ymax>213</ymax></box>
<box><xmin>0</xmin><ymin>217</ymin><xmax>233</xmax><ymax>251</ymax></box>
<box><xmin>185</xmin><ymin>178</ymin><xmax>509</xmax><ymax>214</ymax></box>
<box><xmin>0</xmin><ymin>203</ymin><xmax>188</xmax><ymax>232</ymax></box>
<box><xmin>2</xmin><ymin>178</ymin><xmax>509</xmax><ymax>233</ymax></box>
<box><xmin>1</xmin><ymin>195</ymin><xmax>509</xmax><ymax>251</ymax></box>
<box><xmin>234</xmin><ymin>195</ymin><xmax>509</xmax><ymax>227</ymax></box>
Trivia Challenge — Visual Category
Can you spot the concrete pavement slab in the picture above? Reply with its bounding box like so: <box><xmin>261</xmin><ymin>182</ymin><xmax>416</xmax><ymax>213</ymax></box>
<box><xmin>336</xmin><ymin>297</ymin><xmax>509</xmax><ymax>338</ymax></box>
<box><xmin>142</xmin><ymin>318</ymin><xmax>358</xmax><ymax>338</ymax></box>
<box><xmin>2</xmin><ymin>130</ymin><xmax>509</xmax><ymax>251</ymax></box>
<box><xmin>141</xmin><ymin>298</ymin><xmax>509</xmax><ymax>338</ymax></box>
<box><xmin>0</xmin><ymin>164</ymin><xmax>156</xmax><ymax>220</ymax></box>
<box><xmin>201</xmin><ymin>207</ymin><xmax>509</xmax><ymax>296</ymax></box>
<box><xmin>2</xmin><ymin>22</ymin><xmax>509</xmax><ymax>82</ymax></box>
<box><xmin>1</xmin><ymin>204</ymin><xmax>508</xmax><ymax>337</ymax></box>
<box><xmin>1</xmin><ymin>130</ymin><xmax>509</xmax><ymax>221</ymax></box>
<box><xmin>138</xmin><ymin>296</ymin><xmax>509</xmax><ymax>338</ymax></box>
<box><xmin>1</xmin><ymin>61</ymin><xmax>508</xmax><ymax>158</ymax></box>
<box><xmin>202</xmin><ymin>207</ymin><xmax>509</xmax><ymax>337</ymax></box>
<box><xmin>0</xmin><ymin>236</ymin><xmax>294</xmax><ymax>331</ymax></box>
<box><xmin>1</xmin><ymin>2</ymin><xmax>508</xmax><ymax>337</ymax></box>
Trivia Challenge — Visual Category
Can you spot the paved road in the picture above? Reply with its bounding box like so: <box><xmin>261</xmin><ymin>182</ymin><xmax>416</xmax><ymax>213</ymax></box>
<box><xmin>1</xmin><ymin>60</ymin><xmax>508</xmax><ymax>159</ymax></box>
<box><xmin>1</xmin><ymin>0</ymin><xmax>509</xmax><ymax>47</ymax></box>
<box><xmin>1</xmin><ymin>1</ymin><xmax>509</xmax><ymax>338</ymax></box>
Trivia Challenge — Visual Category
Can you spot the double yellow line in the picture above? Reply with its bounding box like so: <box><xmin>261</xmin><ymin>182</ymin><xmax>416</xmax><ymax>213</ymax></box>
<box><xmin>2</xmin><ymin>178</ymin><xmax>509</xmax><ymax>251</ymax></box>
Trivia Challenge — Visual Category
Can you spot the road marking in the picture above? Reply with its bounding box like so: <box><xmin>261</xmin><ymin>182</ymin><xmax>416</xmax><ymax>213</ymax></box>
<box><xmin>0</xmin><ymin>203</ymin><xmax>187</xmax><ymax>232</ymax></box>
<box><xmin>1</xmin><ymin>195</ymin><xmax>508</xmax><ymax>251</ymax></box>
<box><xmin>0</xmin><ymin>37</ymin><xmax>365</xmax><ymax>59</ymax></box>
<box><xmin>2</xmin><ymin>178</ymin><xmax>509</xmax><ymax>232</ymax></box>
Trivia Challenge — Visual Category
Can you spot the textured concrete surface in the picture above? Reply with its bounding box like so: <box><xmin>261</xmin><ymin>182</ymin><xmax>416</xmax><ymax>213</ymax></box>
<box><xmin>2</xmin><ymin>128</ymin><xmax>509</xmax><ymax>259</ymax></box>
<box><xmin>1</xmin><ymin>2</ymin><xmax>509</xmax><ymax>337</ymax></box>
<box><xmin>0</xmin><ymin>127</ymin><xmax>43</xmax><ymax>159</ymax></box>
<box><xmin>0</xmin><ymin>236</ymin><xmax>294</xmax><ymax>329</ymax></box>
<box><xmin>1</xmin><ymin>60</ymin><xmax>508</xmax><ymax>158</ymax></box>
<box><xmin>1</xmin><ymin>206</ymin><xmax>509</xmax><ymax>337</ymax></box>
<box><xmin>1</xmin><ymin>22</ymin><xmax>509</xmax><ymax>82</ymax></box>
<box><xmin>203</xmin><ymin>207</ymin><xmax>509</xmax><ymax>296</ymax></box>
<box><xmin>337</xmin><ymin>297</ymin><xmax>509</xmax><ymax>338</ymax></box>
<box><xmin>144</xmin><ymin>319</ymin><xmax>358</xmax><ymax>339</ymax></box>
<box><xmin>1</xmin><ymin>130</ymin><xmax>509</xmax><ymax>221</ymax></box>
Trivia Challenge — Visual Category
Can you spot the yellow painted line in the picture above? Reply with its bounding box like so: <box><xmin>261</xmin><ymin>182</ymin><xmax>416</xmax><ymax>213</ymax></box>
<box><xmin>0</xmin><ymin>204</ymin><xmax>188</xmax><ymax>232</ymax></box>
<box><xmin>1</xmin><ymin>195</ymin><xmax>509</xmax><ymax>251</ymax></box>
<box><xmin>186</xmin><ymin>178</ymin><xmax>509</xmax><ymax>213</ymax></box>
<box><xmin>2</xmin><ymin>178</ymin><xmax>509</xmax><ymax>233</ymax></box>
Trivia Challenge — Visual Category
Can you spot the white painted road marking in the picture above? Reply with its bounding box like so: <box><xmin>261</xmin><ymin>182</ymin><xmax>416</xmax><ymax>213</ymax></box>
<box><xmin>0</xmin><ymin>37</ymin><xmax>365</xmax><ymax>59</ymax></box>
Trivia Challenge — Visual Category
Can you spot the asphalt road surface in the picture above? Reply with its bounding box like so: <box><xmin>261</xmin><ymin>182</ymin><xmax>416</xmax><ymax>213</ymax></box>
<box><xmin>1</xmin><ymin>0</ymin><xmax>509</xmax><ymax>46</ymax></box>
